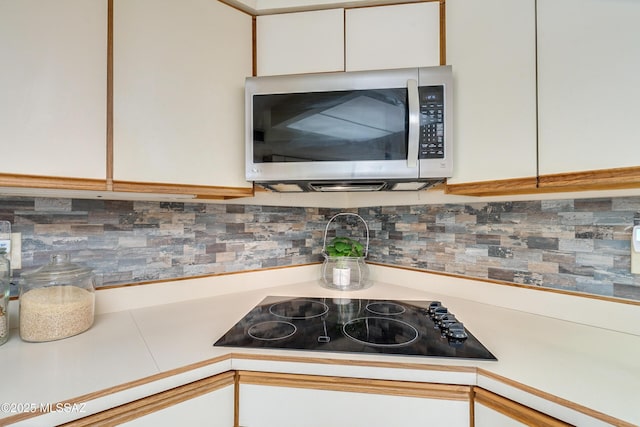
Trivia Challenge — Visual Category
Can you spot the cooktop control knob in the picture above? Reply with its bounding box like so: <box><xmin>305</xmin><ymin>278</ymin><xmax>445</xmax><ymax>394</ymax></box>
<box><xmin>438</xmin><ymin>314</ymin><xmax>458</xmax><ymax>331</ymax></box>
<box><xmin>446</xmin><ymin>322</ymin><xmax>468</xmax><ymax>340</ymax></box>
<box><xmin>432</xmin><ymin>306</ymin><xmax>449</xmax><ymax>321</ymax></box>
<box><xmin>427</xmin><ymin>301</ymin><xmax>442</xmax><ymax>315</ymax></box>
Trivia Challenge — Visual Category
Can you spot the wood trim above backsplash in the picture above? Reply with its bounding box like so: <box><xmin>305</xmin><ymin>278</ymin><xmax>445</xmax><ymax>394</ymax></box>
<box><xmin>445</xmin><ymin>166</ymin><xmax>640</xmax><ymax>196</ymax></box>
<box><xmin>538</xmin><ymin>166</ymin><xmax>640</xmax><ymax>191</ymax></box>
<box><xmin>0</xmin><ymin>173</ymin><xmax>108</xmax><ymax>192</ymax></box>
<box><xmin>0</xmin><ymin>174</ymin><xmax>254</xmax><ymax>199</ymax></box>
<box><xmin>112</xmin><ymin>181</ymin><xmax>254</xmax><ymax>200</ymax></box>
<box><xmin>445</xmin><ymin>177</ymin><xmax>538</xmax><ymax>196</ymax></box>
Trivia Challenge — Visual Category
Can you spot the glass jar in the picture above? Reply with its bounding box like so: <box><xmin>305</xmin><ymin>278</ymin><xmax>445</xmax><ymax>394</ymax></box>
<box><xmin>19</xmin><ymin>254</ymin><xmax>95</xmax><ymax>342</ymax></box>
<box><xmin>0</xmin><ymin>250</ymin><xmax>10</xmax><ymax>346</ymax></box>
<box><xmin>320</xmin><ymin>213</ymin><xmax>371</xmax><ymax>291</ymax></box>
<box><xmin>321</xmin><ymin>256</ymin><xmax>370</xmax><ymax>290</ymax></box>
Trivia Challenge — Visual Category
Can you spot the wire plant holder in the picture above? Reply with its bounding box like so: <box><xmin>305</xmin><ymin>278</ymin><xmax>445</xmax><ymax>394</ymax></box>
<box><xmin>321</xmin><ymin>213</ymin><xmax>371</xmax><ymax>291</ymax></box>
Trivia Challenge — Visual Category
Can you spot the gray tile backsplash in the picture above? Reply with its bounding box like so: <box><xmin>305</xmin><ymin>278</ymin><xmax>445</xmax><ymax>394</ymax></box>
<box><xmin>2</xmin><ymin>195</ymin><xmax>639</xmax><ymax>301</ymax></box>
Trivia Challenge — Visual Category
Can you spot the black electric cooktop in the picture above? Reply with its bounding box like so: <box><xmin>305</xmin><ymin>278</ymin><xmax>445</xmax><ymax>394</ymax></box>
<box><xmin>214</xmin><ymin>296</ymin><xmax>496</xmax><ymax>361</ymax></box>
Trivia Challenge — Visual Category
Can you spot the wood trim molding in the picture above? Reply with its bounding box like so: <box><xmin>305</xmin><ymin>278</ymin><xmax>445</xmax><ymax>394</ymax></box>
<box><xmin>111</xmin><ymin>180</ymin><xmax>254</xmax><ymax>199</ymax></box>
<box><xmin>238</xmin><ymin>371</ymin><xmax>472</xmax><ymax>401</ymax></box>
<box><xmin>230</xmin><ymin>352</ymin><xmax>477</xmax><ymax>374</ymax></box>
<box><xmin>0</xmin><ymin>176</ymin><xmax>254</xmax><ymax>199</ymax></box>
<box><xmin>0</xmin><ymin>173</ymin><xmax>108</xmax><ymax>191</ymax></box>
<box><xmin>538</xmin><ymin>166</ymin><xmax>640</xmax><ymax>191</ymax></box>
<box><xmin>445</xmin><ymin>177</ymin><xmax>539</xmax><ymax>196</ymax></box>
<box><xmin>446</xmin><ymin>167</ymin><xmax>640</xmax><ymax>196</ymax></box>
<box><xmin>234</xmin><ymin>372</ymin><xmax>241</xmax><ymax>427</ymax></box>
<box><xmin>60</xmin><ymin>372</ymin><xmax>235</xmax><ymax>427</ymax></box>
<box><xmin>473</xmin><ymin>387</ymin><xmax>571</xmax><ymax>427</ymax></box>
<box><xmin>106</xmin><ymin>0</ymin><xmax>114</xmax><ymax>190</ymax></box>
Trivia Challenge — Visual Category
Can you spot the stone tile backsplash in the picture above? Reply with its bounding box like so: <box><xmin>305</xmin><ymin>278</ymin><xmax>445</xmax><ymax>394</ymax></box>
<box><xmin>1</xmin><ymin>195</ymin><xmax>639</xmax><ymax>301</ymax></box>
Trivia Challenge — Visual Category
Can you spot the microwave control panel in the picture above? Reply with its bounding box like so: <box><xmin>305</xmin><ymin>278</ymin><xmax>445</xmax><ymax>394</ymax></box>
<box><xmin>419</xmin><ymin>85</ymin><xmax>445</xmax><ymax>159</ymax></box>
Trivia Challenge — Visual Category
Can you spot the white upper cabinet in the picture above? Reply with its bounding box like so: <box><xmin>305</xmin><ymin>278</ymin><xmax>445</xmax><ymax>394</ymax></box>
<box><xmin>0</xmin><ymin>0</ymin><xmax>107</xmax><ymax>180</ymax></box>
<box><xmin>537</xmin><ymin>0</ymin><xmax>640</xmax><ymax>175</ymax></box>
<box><xmin>445</xmin><ymin>0</ymin><xmax>537</xmax><ymax>185</ymax></box>
<box><xmin>345</xmin><ymin>2</ymin><xmax>440</xmax><ymax>71</ymax></box>
<box><xmin>113</xmin><ymin>0</ymin><xmax>253</xmax><ymax>189</ymax></box>
<box><xmin>256</xmin><ymin>3</ymin><xmax>440</xmax><ymax>77</ymax></box>
<box><xmin>256</xmin><ymin>9</ymin><xmax>345</xmax><ymax>76</ymax></box>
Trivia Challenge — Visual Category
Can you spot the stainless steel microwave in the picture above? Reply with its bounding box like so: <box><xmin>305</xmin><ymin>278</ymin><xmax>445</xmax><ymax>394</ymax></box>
<box><xmin>245</xmin><ymin>66</ymin><xmax>453</xmax><ymax>192</ymax></box>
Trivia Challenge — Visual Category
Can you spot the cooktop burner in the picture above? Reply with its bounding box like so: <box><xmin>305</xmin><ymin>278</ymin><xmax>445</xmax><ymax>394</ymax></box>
<box><xmin>215</xmin><ymin>296</ymin><xmax>496</xmax><ymax>361</ymax></box>
<box><xmin>269</xmin><ymin>299</ymin><xmax>329</xmax><ymax>319</ymax></box>
<box><xmin>343</xmin><ymin>317</ymin><xmax>419</xmax><ymax>347</ymax></box>
<box><xmin>248</xmin><ymin>321</ymin><xmax>296</xmax><ymax>341</ymax></box>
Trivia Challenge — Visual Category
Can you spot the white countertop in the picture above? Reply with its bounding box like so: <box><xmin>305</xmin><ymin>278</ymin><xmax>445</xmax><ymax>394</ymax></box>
<box><xmin>1</xmin><ymin>265</ymin><xmax>639</xmax><ymax>426</ymax></box>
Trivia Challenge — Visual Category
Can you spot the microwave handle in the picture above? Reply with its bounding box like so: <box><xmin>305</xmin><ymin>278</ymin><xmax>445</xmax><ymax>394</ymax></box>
<box><xmin>407</xmin><ymin>79</ymin><xmax>419</xmax><ymax>168</ymax></box>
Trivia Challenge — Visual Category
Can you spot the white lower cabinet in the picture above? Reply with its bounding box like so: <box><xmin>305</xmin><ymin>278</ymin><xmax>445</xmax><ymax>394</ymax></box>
<box><xmin>238</xmin><ymin>372</ymin><xmax>471</xmax><ymax>427</ymax></box>
<box><xmin>55</xmin><ymin>372</ymin><xmax>580</xmax><ymax>427</ymax></box>
<box><xmin>121</xmin><ymin>385</ymin><xmax>234</xmax><ymax>427</ymax></box>
<box><xmin>64</xmin><ymin>373</ymin><xmax>235</xmax><ymax>427</ymax></box>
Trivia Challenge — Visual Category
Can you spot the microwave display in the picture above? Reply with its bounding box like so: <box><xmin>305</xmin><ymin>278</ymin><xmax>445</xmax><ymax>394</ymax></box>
<box><xmin>252</xmin><ymin>88</ymin><xmax>409</xmax><ymax>163</ymax></box>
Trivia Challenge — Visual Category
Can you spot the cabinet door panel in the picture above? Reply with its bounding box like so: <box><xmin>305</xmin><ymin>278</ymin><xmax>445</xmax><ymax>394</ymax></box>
<box><xmin>240</xmin><ymin>384</ymin><xmax>469</xmax><ymax>427</ymax></box>
<box><xmin>113</xmin><ymin>0</ymin><xmax>252</xmax><ymax>188</ymax></box>
<box><xmin>346</xmin><ymin>2</ymin><xmax>440</xmax><ymax>71</ymax></box>
<box><xmin>537</xmin><ymin>0</ymin><xmax>640</xmax><ymax>175</ymax></box>
<box><xmin>121</xmin><ymin>385</ymin><xmax>234</xmax><ymax>427</ymax></box>
<box><xmin>445</xmin><ymin>0</ymin><xmax>537</xmax><ymax>185</ymax></box>
<box><xmin>256</xmin><ymin>9</ymin><xmax>344</xmax><ymax>76</ymax></box>
<box><xmin>0</xmin><ymin>0</ymin><xmax>107</xmax><ymax>180</ymax></box>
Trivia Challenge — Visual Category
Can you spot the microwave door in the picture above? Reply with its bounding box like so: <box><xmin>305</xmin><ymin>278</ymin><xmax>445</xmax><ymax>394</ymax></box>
<box><xmin>250</xmin><ymin>86</ymin><xmax>418</xmax><ymax>181</ymax></box>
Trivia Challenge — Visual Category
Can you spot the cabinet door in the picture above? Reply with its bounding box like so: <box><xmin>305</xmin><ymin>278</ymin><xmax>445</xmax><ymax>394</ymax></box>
<box><xmin>256</xmin><ymin>9</ymin><xmax>344</xmax><ymax>76</ymax></box>
<box><xmin>445</xmin><ymin>0</ymin><xmax>537</xmax><ymax>188</ymax></box>
<box><xmin>345</xmin><ymin>2</ymin><xmax>440</xmax><ymax>72</ymax></box>
<box><xmin>239</xmin><ymin>372</ymin><xmax>470</xmax><ymax>427</ymax></box>
<box><xmin>0</xmin><ymin>0</ymin><xmax>107</xmax><ymax>181</ymax></box>
<box><xmin>113</xmin><ymin>0</ymin><xmax>252</xmax><ymax>190</ymax></box>
<box><xmin>537</xmin><ymin>0</ymin><xmax>640</xmax><ymax>175</ymax></box>
<box><xmin>65</xmin><ymin>373</ymin><xmax>235</xmax><ymax>427</ymax></box>
<box><xmin>121</xmin><ymin>385</ymin><xmax>234</xmax><ymax>427</ymax></box>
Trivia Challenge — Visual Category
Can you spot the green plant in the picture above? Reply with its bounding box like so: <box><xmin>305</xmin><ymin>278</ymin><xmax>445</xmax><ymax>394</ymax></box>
<box><xmin>326</xmin><ymin>237</ymin><xmax>364</xmax><ymax>258</ymax></box>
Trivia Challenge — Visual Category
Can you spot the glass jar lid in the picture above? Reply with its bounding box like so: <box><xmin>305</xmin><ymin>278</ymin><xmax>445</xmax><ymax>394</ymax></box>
<box><xmin>22</xmin><ymin>254</ymin><xmax>93</xmax><ymax>285</ymax></box>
